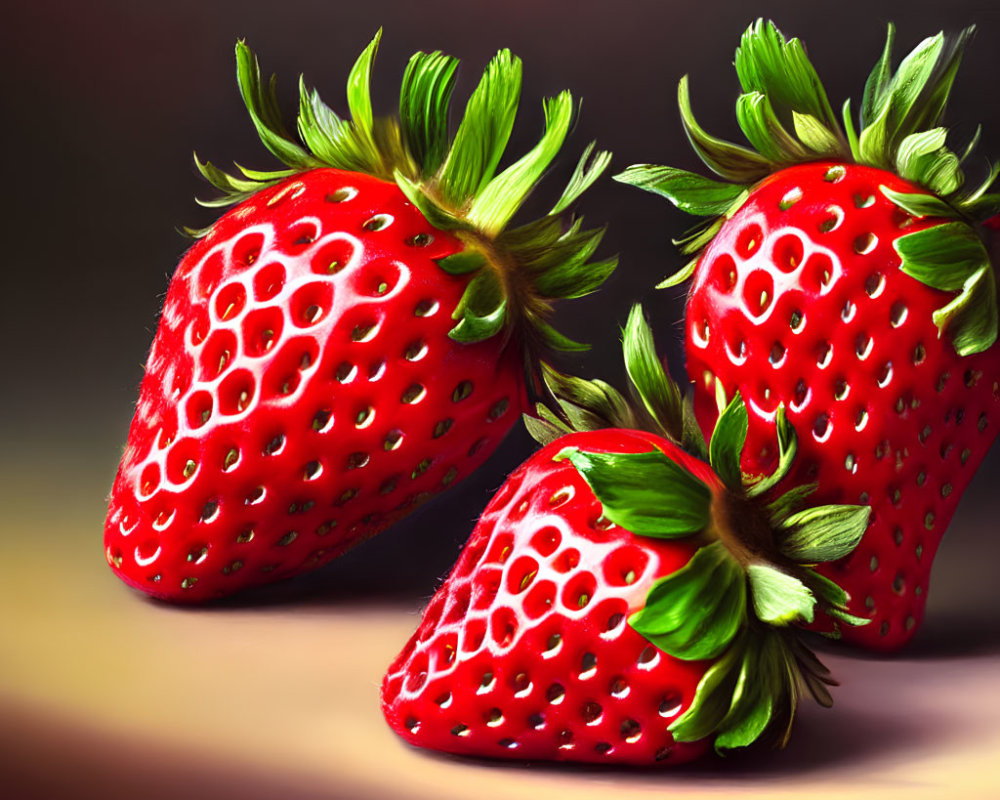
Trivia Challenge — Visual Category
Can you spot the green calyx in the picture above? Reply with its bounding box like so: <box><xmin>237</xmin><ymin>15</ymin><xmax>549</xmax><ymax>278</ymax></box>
<box><xmin>532</xmin><ymin>304</ymin><xmax>869</xmax><ymax>752</ymax></box>
<box><xmin>615</xmin><ymin>19</ymin><xmax>1000</xmax><ymax>356</ymax></box>
<box><xmin>191</xmin><ymin>31</ymin><xmax>615</xmax><ymax>368</ymax></box>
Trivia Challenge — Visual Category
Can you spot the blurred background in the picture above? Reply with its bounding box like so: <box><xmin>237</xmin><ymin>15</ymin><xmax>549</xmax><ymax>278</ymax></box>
<box><xmin>2</xmin><ymin>1</ymin><xmax>1000</xmax><ymax>797</ymax></box>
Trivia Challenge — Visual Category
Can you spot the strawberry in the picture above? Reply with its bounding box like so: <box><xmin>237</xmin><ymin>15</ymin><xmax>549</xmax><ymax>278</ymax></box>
<box><xmin>104</xmin><ymin>32</ymin><xmax>616</xmax><ymax>602</ymax></box>
<box><xmin>616</xmin><ymin>20</ymin><xmax>1000</xmax><ymax>650</ymax></box>
<box><xmin>382</xmin><ymin>306</ymin><xmax>870</xmax><ymax>764</ymax></box>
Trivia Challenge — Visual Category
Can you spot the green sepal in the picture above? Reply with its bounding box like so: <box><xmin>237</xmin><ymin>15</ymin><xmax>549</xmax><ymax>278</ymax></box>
<box><xmin>792</xmin><ymin>112</ymin><xmax>843</xmax><ymax>156</ymax></box>
<box><xmin>622</xmin><ymin>305</ymin><xmax>684</xmax><ymax>441</ymax></box>
<box><xmin>437</xmin><ymin>49</ymin><xmax>522</xmax><ymax>207</ymax></box>
<box><xmin>550</xmin><ymin>143</ymin><xmax>613</xmax><ymax>215</ymax></box>
<box><xmin>710</xmin><ymin>635</ymin><xmax>777</xmax><ymax>752</ymax></box>
<box><xmin>235</xmin><ymin>41</ymin><xmax>319</xmax><ymax>171</ymax></box>
<box><xmin>708</xmin><ymin>393</ymin><xmax>748</xmax><ymax>492</ymax></box>
<box><xmin>399</xmin><ymin>50</ymin><xmax>459</xmax><ymax>178</ymax></box>
<box><xmin>673</xmin><ymin>217</ymin><xmax>725</xmax><ymax>256</ymax></box>
<box><xmin>747</xmin><ymin>563</ymin><xmax>815</xmax><ymax>625</ymax></box>
<box><xmin>535</xmin><ymin>366</ymin><xmax>638</xmax><ymax>436</ymax></box>
<box><xmin>629</xmin><ymin>542</ymin><xmax>746</xmax><ymax>661</ymax></box>
<box><xmin>842</xmin><ymin>99</ymin><xmax>861</xmax><ymax>160</ymax></box>
<box><xmin>735</xmin><ymin>19</ymin><xmax>841</xmax><ymax>136</ymax></box>
<box><xmin>861</xmin><ymin>24</ymin><xmax>896</xmax><ymax>129</ymax></box>
<box><xmin>895</xmin><ymin>128</ymin><xmax>962</xmax><ymax>196</ymax></box>
<box><xmin>736</xmin><ymin>92</ymin><xmax>809</xmax><ymax>164</ymax></box>
<box><xmin>467</xmin><ymin>91</ymin><xmax>575</xmax><ymax>235</ymax></box>
<box><xmin>895</xmin><ymin>221</ymin><xmax>998</xmax><ymax>354</ymax></box>
<box><xmin>436</xmin><ymin>250</ymin><xmax>488</xmax><ymax>276</ymax></box>
<box><xmin>765</xmin><ymin>483</ymin><xmax>818</xmax><ymax>524</ymax></box>
<box><xmin>931</xmin><ymin>265</ymin><xmax>999</xmax><ymax>356</ymax></box>
<box><xmin>669</xmin><ymin>641</ymin><xmax>742</xmax><ymax>743</ymax></box>
<box><xmin>778</xmin><ymin>504</ymin><xmax>871</xmax><ymax>563</ymax></box>
<box><xmin>392</xmin><ymin>170</ymin><xmax>465</xmax><ymax>231</ymax></box>
<box><xmin>449</xmin><ymin>271</ymin><xmax>507</xmax><ymax>343</ymax></box>
<box><xmin>613</xmin><ymin>165</ymin><xmax>747</xmax><ymax>216</ymax></box>
<box><xmin>556</xmin><ymin>446</ymin><xmax>711</xmax><ymax>538</ymax></box>
<box><xmin>535</xmin><ymin>321</ymin><xmax>589</xmax><ymax>353</ymax></box>
<box><xmin>678</xmin><ymin>76</ymin><xmax>772</xmax><ymax>182</ymax></box>
<box><xmin>656</xmin><ymin>258</ymin><xmax>699</xmax><ymax>290</ymax></box>
<box><xmin>804</xmin><ymin>569</ymin><xmax>871</xmax><ymax>628</ymax></box>
<box><xmin>746</xmin><ymin>405</ymin><xmax>797</xmax><ymax>498</ymax></box>
<box><xmin>880</xmin><ymin>186</ymin><xmax>958</xmax><ymax>219</ymax></box>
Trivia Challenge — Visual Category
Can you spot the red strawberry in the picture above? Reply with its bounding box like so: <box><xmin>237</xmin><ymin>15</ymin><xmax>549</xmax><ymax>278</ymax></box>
<box><xmin>616</xmin><ymin>20</ymin><xmax>1000</xmax><ymax>650</ymax></box>
<box><xmin>104</xmin><ymin>33</ymin><xmax>616</xmax><ymax>602</ymax></box>
<box><xmin>382</xmin><ymin>306</ymin><xmax>869</xmax><ymax>764</ymax></box>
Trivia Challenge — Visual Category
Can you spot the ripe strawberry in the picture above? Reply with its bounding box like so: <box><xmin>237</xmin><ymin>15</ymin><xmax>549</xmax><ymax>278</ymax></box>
<box><xmin>382</xmin><ymin>306</ymin><xmax>870</xmax><ymax>764</ymax></box>
<box><xmin>616</xmin><ymin>21</ymin><xmax>1000</xmax><ymax>651</ymax></box>
<box><xmin>104</xmin><ymin>33</ymin><xmax>616</xmax><ymax>602</ymax></box>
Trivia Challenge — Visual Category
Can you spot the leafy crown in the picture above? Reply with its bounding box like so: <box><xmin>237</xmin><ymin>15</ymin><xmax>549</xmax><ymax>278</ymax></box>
<box><xmin>532</xmin><ymin>305</ymin><xmax>869</xmax><ymax>752</ymax></box>
<box><xmin>615</xmin><ymin>19</ymin><xmax>999</xmax><ymax>356</ymax></box>
<box><xmin>192</xmin><ymin>31</ymin><xmax>616</xmax><ymax>385</ymax></box>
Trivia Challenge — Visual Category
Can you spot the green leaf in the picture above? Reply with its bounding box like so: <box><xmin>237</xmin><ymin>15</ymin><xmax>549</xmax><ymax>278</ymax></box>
<box><xmin>393</xmin><ymin>170</ymin><xmax>465</xmax><ymax>231</ymax></box>
<box><xmin>298</xmin><ymin>80</ymin><xmax>374</xmax><ymax>173</ymax></box>
<box><xmin>842</xmin><ymin>99</ymin><xmax>861</xmax><ymax>161</ymax></box>
<box><xmin>622</xmin><ymin>304</ymin><xmax>684</xmax><ymax>441</ymax></box>
<box><xmin>540</xmin><ymin>366</ymin><xmax>637</xmax><ymax>433</ymax></box>
<box><xmin>895</xmin><ymin>221</ymin><xmax>990</xmax><ymax>292</ymax></box>
<box><xmin>449</xmin><ymin>270</ymin><xmax>507</xmax><ymax>343</ymax></box>
<box><xmin>467</xmin><ymin>91</ymin><xmax>575</xmax><ymax>235</ymax></box>
<box><xmin>747</xmin><ymin>563</ymin><xmax>815</xmax><ymax>625</ymax></box>
<box><xmin>438</xmin><ymin>49</ymin><xmax>522</xmax><ymax>207</ymax></box>
<box><xmin>932</xmin><ymin>265</ymin><xmax>999</xmax><ymax>356</ymax></box>
<box><xmin>235</xmin><ymin>41</ymin><xmax>318</xmax><ymax>170</ymax></box>
<box><xmin>436</xmin><ymin>250</ymin><xmax>487</xmax><ymax>275</ymax></box>
<box><xmin>556</xmin><ymin>446</ymin><xmax>712</xmax><ymax>537</ymax></box>
<box><xmin>747</xmin><ymin>404</ymin><xmax>798</xmax><ymax>498</ymax></box>
<box><xmin>895</xmin><ymin>128</ymin><xmax>962</xmax><ymax>196</ymax></box>
<box><xmin>534</xmin><ymin>253</ymin><xmax>617</xmax><ymax>301</ymax></box>
<box><xmin>736</xmin><ymin>92</ymin><xmax>809</xmax><ymax>164</ymax></box>
<box><xmin>656</xmin><ymin>258</ymin><xmax>699</xmax><ymax>290</ymax></box>
<box><xmin>630</xmin><ymin>542</ymin><xmax>746</xmax><ymax>661</ymax></box>
<box><xmin>345</xmin><ymin>30</ymin><xmax>380</xmax><ymax>148</ymax></box>
<box><xmin>792</xmin><ymin>112</ymin><xmax>842</xmax><ymax>156</ymax></box>
<box><xmin>673</xmin><ymin>216</ymin><xmax>726</xmax><ymax>256</ymax></box>
<box><xmin>669</xmin><ymin>644</ymin><xmax>742</xmax><ymax>743</ymax></box>
<box><xmin>735</xmin><ymin>19</ymin><xmax>840</xmax><ymax>134</ymax></box>
<box><xmin>613</xmin><ymin>165</ymin><xmax>747</xmax><ymax>216</ymax></box>
<box><xmin>678</xmin><ymin>76</ymin><xmax>772</xmax><ymax>182</ymax></box>
<box><xmin>880</xmin><ymin>186</ymin><xmax>958</xmax><ymax>219</ymax></box>
<box><xmin>861</xmin><ymin>23</ymin><xmax>896</xmax><ymax>129</ymax></box>
<box><xmin>535</xmin><ymin>320</ymin><xmax>589</xmax><ymax>352</ymax></box>
<box><xmin>713</xmin><ymin>635</ymin><xmax>776</xmax><ymax>751</ymax></box>
<box><xmin>708</xmin><ymin>393</ymin><xmax>748</xmax><ymax>492</ymax></box>
<box><xmin>549</xmin><ymin>142</ymin><xmax>613</xmax><ymax>215</ymax></box>
<box><xmin>779</xmin><ymin>504</ymin><xmax>870</xmax><ymax>563</ymax></box>
<box><xmin>399</xmin><ymin>50</ymin><xmax>459</xmax><ymax>177</ymax></box>
<box><xmin>765</xmin><ymin>483</ymin><xmax>817</xmax><ymax>524</ymax></box>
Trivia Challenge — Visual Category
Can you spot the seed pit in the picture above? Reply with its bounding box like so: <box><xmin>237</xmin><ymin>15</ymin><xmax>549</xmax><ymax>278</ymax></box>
<box><xmin>854</xmin><ymin>193</ymin><xmax>876</xmax><ymax>208</ymax></box>
<box><xmin>325</xmin><ymin>187</ymin><xmax>357</xmax><ymax>203</ymax></box>
<box><xmin>406</xmin><ymin>232</ymin><xmax>434</xmax><ymax>247</ymax></box>
<box><xmin>818</xmin><ymin>205</ymin><xmax>844</xmax><ymax>233</ymax></box>
<box><xmin>855</xmin><ymin>234</ymin><xmax>879</xmax><ymax>256</ymax></box>
<box><xmin>214</xmin><ymin>282</ymin><xmax>247</xmax><ymax>322</ymax></box>
<box><xmin>742</xmin><ymin>269</ymin><xmax>775</xmax><ymax>316</ymax></box>
<box><xmin>621</xmin><ymin>719</ymin><xmax>642</xmax><ymax>743</ymax></box>
<box><xmin>404</xmin><ymin>340</ymin><xmax>427</xmax><ymax>361</ymax></box>
<box><xmin>252</xmin><ymin>263</ymin><xmax>286</xmax><ymax>301</ymax></box>
<box><xmin>736</xmin><ymin>223</ymin><xmax>763</xmax><ymax>257</ymax></box>
<box><xmin>401</xmin><ymin>384</ymin><xmax>426</xmax><ymax>404</ymax></box>
<box><xmin>824</xmin><ymin>165</ymin><xmax>846</xmax><ymax>182</ymax></box>
<box><xmin>581</xmin><ymin>701</ymin><xmax>603</xmax><ymax>724</ymax></box>
<box><xmin>773</xmin><ymin>234</ymin><xmax>804</xmax><ymax>272</ymax></box>
<box><xmin>452</xmin><ymin>381</ymin><xmax>474</xmax><ymax>403</ymax></box>
<box><xmin>291</xmin><ymin>282</ymin><xmax>333</xmax><ymax>327</ymax></box>
<box><xmin>414</xmin><ymin>298</ymin><xmax>439</xmax><ymax>317</ymax></box>
<box><xmin>242</xmin><ymin>308</ymin><xmax>284</xmax><ymax>358</ymax></box>
<box><xmin>659</xmin><ymin>692</ymin><xmax>683</xmax><ymax>718</ymax></box>
<box><xmin>363</xmin><ymin>214</ymin><xmax>392</xmax><ymax>231</ymax></box>
<box><xmin>779</xmin><ymin>187</ymin><xmax>803</xmax><ymax>211</ymax></box>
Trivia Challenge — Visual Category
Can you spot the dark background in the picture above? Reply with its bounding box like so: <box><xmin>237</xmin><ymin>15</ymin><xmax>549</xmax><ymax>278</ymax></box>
<box><xmin>4</xmin><ymin>0</ymin><xmax>1000</xmax><ymax>607</ymax></box>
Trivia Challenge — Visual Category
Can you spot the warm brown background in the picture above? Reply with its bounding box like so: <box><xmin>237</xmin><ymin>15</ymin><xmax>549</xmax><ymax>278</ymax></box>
<box><xmin>2</xmin><ymin>1</ymin><xmax>1000</xmax><ymax>797</ymax></box>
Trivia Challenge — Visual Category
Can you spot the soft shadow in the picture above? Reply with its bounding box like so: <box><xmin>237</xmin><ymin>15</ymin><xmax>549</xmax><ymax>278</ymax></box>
<box><xmin>407</xmin><ymin>700</ymin><xmax>942</xmax><ymax>781</ymax></box>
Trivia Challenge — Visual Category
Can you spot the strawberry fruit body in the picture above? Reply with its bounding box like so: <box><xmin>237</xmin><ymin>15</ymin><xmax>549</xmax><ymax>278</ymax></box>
<box><xmin>383</xmin><ymin>429</ymin><xmax>711</xmax><ymax>765</ymax></box>
<box><xmin>617</xmin><ymin>21</ymin><xmax>1000</xmax><ymax>650</ymax></box>
<box><xmin>383</xmin><ymin>306</ymin><xmax>870</xmax><ymax>764</ymax></box>
<box><xmin>105</xmin><ymin>33</ymin><xmax>615</xmax><ymax>602</ymax></box>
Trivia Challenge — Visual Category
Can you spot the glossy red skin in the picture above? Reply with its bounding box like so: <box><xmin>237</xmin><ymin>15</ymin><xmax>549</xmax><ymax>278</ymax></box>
<box><xmin>684</xmin><ymin>161</ymin><xmax>1000</xmax><ymax>651</ymax></box>
<box><xmin>105</xmin><ymin>169</ymin><xmax>525</xmax><ymax>602</ymax></box>
<box><xmin>382</xmin><ymin>430</ymin><xmax>718</xmax><ymax>765</ymax></box>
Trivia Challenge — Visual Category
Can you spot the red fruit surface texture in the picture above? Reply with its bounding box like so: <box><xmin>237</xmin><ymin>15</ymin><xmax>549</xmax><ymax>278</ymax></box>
<box><xmin>382</xmin><ymin>430</ymin><xmax>713</xmax><ymax>765</ymax></box>
<box><xmin>105</xmin><ymin>169</ymin><xmax>524</xmax><ymax>602</ymax></box>
<box><xmin>684</xmin><ymin>162</ymin><xmax>1000</xmax><ymax>650</ymax></box>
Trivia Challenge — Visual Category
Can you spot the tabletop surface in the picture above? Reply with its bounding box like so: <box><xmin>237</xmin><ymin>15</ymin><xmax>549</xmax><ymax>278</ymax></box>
<box><xmin>2</xmin><ymin>451</ymin><xmax>999</xmax><ymax>800</ymax></box>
